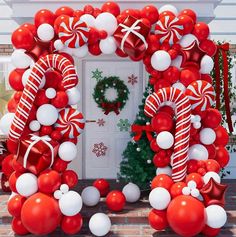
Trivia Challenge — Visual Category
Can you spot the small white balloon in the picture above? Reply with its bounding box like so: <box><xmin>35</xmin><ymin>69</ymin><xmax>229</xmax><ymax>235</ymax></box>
<box><xmin>199</xmin><ymin>128</ymin><xmax>216</xmax><ymax>145</ymax></box>
<box><xmin>89</xmin><ymin>213</ymin><xmax>111</xmax><ymax>237</ymax></box>
<box><xmin>80</xmin><ymin>14</ymin><xmax>95</xmax><ymax>27</ymax></box>
<box><xmin>156</xmin><ymin>131</ymin><xmax>174</xmax><ymax>149</ymax></box>
<box><xmin>122</xmin><ymin>183</ymin><xmax>141</xmax><ymax>203</ymax></box>
<box><xmin>194</xmin><ymin>115</ymin><xmax>201</xmax><ymax>122</ymax></box>
<box><xmin>151</xmin><ymin>50</ymin><xmax>171</xmax><ymax>71</ymax></box>
<box><xmin>45</xmin><ymin>88</ymin><xmax>56</xmax><ymax>99</ymax></box>
<box><xmin>206</xmin><ymin>205</ymin><xmax>227</xmax><ymax>228</ymax></box>
<box><xmin>179</xmin><ymin>34</ymin><xmax>199</xmax><ymax>48</ymax></box>
<box><xmin>0</xmin><ymin>113</ymin><xmax>15</xmax><ymax>135</ymax></box>
<box><xmin>54</xmin><ymin>190</ymin><xmax>63</xmax><ymax>200</ymax></box>
<box><xmin>182</xmin><ymin>187</ymin><xmax>191</xmax><ymax>195</ymax></box>
<box><xmin>159</xmin><ymin>4</ymin><xmax>178</xmax><ymax>15</ymax></box>
<box><xmin>203</xmin><ymin>172</ymin><xmax>221</xmax><ymax>184</ymax></box>
<box><xmin>187</xmin><ymin>180</ymin><xmax>197</xmax><ymax>189</ymax></box>
<box><xmin>172</xmin><ymin>82</ymin><xmax>186</xmax><ymax>92</ymax></box>
<box><xmin>200</xmin><ymin>55</ymin><xmax>214</xmax><ymax>74</ymax></box>
<box><xmin>72</xmin><ymin>44</ymin><xmax>88</xmax><ymax>58</ymax></box>
<box><xmin>59</xmin><ymin>190</ymin><xmax>83</xmax><ymax>216</ymax></box>
<box><xmin>37</xmin><ymin>23</ymin><xmax>55</xmax><ymax>42</ymax></box>
<box><xmin>22</xmin><ymin>69</ymin><xmax>45</xmax><ymax>89</ymax></box>
<box><xmin>58</xmin><ymin>141</ymin><xmax>78</xmax><ymax>162</ymax></box>
<box><xmin>171</xmin><ymin>55</ymin><xmax>183</xmax><ymax>69</ymax></box>
<box><xmin>36</xmin><ymin>104</ymin><xmax>58</xmax><ymax>126</ymax></box>
<box><xmin>66</xmin><ymin>87</ymin><xmax>81</xmax><ymax>105</ymax></box>
<box><xmin>11</xmin><ymin>49</ymin><xmax>32</xmax><ymax>69</ymax></box>
<box><xmin>95</xmin><ymin>12</ymin><xmax>118</xmax><ymax>35</ymax></box>
<box><xmin>60</xmin><ymin>184</ymin><xmax>70</xmax><ymax>194</ymax></box>
<box><xmin>188</xmin><ymin>144</ymin><xmax>208</xmax><ymax>161</ymax></box>
<box><xmin>81</xmin><ymin>186</ymin><xmax>100</xmax><ymax>206</ymax></box>
<box><xmin>16</xmin><ymin>173</ymin><xmax>38</xmax><ymax>197</ymax></box>
<box><xmin>54</xmin><ymin>39</ymin><xmax>64</xmax><ymax>51</ymax></box>
<box><xmin>156</xmin><ymin>166</ymin><xmax>172</xmax><ymax>176</ymax></box>
<box><xmin>149</xmin><ymin>187</ymin><xmax>171</xmax><ymax>210</ymax></box>
<box><xmin>191</xmin><ymin>188</ymin><xmax>200</xmax><ymax>198</ymax></box>
<box><xmin>193</xmin><ymin>122</ymin><xmax>201</xmax><ymax>129</ymax></box>
<box><xmin>99</xmin><ymin>36</ymin><xmax>117</xmax><ymax>54</ymax></box>
<box><xmin>29</xmin><ymin>120</ymin><xmax>41</xmax><ymax>132</ymax></box>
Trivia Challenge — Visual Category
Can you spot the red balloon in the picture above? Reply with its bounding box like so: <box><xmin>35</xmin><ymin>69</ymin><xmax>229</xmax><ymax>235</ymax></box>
<box><xmin>21</xmin><ymin>192</ymin><xmax>61</xmax><ymax>235</ymax></box>
<box><xmin>93</xmin><ymin>178</ymin><xmax>110</xmax><ymax>197</ymax></box>
<box><xmin>146</xmin><ymin>34</ymin><xmax>160</xmax><ymax>54</ymax></box>
<box><xmin>205</xmin><ymin>159</ymin><xmax>221</xmax><ymax>173</ymax></box>
<box><xmin>116</xmin><ymin>14</ymin><xmax>127</xmax><ymax>24</ymax></box>
<box><xmin>34</xmin><ymin>9</ymin><xmax>55</xmax><ymax>27</ymax></box>
<box><xmin>148</xmin><ymin>209</ymin><xmax>168</xmax><ymax>230</ymax></box>
<box><xmin>55</xmin><ymin>6</ymin><xmax>74</xmax><ymax>17</ymax></box>
<box><xmin>61</xmin><ymin>213</ymin><xmax>83</xmax><ymax>235</ymax></box>
<box><xmin>88</xmin><ymin>42</ymin><xmax>102</xmax><ymax>55</ymax></box>
<box><xmin>159</xmin><ymin>11</ymin><xmax>175</xmax><ymax>19</ymax></box>
<box><xmin>168</xmin><ymin>49</ymin><xmax>178</xmax><ymax>60</ymax></box>
<box><xmin>88</xmin><ymin>27</ymin><xmax>100</xmax><ymax>45</ymax></box>
<box><xmin>9</xmin><ymin>172</ymin><xmax>21</xmax><ymax>193</ymax></box>
<box><xmin>150</xmin><ymin>139</ymin><xmax>161</xmax><ymax>152</ymax></box>
<box><xmin>12</xmin><ymin>157</ymin><xmax>26</xmax><ymax>173</ymax></box>
<box><xmin>180</xmin><ymin>67</ymin><xmax>200</xmax><ymax>87</ymax></box>
<box><xmin>200</xmin><ymin>39</ymin><xmax>217</xmax><ymax>57</ymax></box>
<box><xmin>12</xmin><ymin>27</ymin><xmax>35</xmax><ymax>51</ymax></box>
<box><xmin>7</xmin><ymin>97</ymin><xmax>18</xmax><ymax>113</ymax></box>
<box><xmin>8</xmin><ymin>194</ymin><xmax>26</xmax><ymax>217</ymax></box>
<box><xmin>215</xmin><ymin>146</ymin><xmax>230</xmax><ymax>168</ymax></box>
<box><xmin>21</xmin><ymin>23</ymin><xmax>37</xmax><ymax>36</ymax></box>
<box><xmin>115</xmin><ymin>47</ymin><xmax>128</xmax><ymax>58</ymax></box>
<box><xmin>178</xmin><ymin>15</ymin><xmax>194</xmax><ymax>35</ymax></box>
<box><xmin>40</xmin><ymin>125</ymin><xmax>53</xmax><ymax>136</ymax></box>
<box><xmin>44</xmin><ymin>69</ymin><xmax>63</xmax><ymax>89</ymax></box>
<box><xmin>2</xmin><ymin>154</ymin><xmax>14</xmax><ymax>177</ymax></box>
<box><xmin>154</xmin><ymin>79</ymin><xmax>171</xmax><ymax>91</ymax></box>
<box><xmin>52</xmin><ymin>157</ymin><xmax>68</xmax><ymax>173</ymax></box>
<box><xmin>59</xmin><ymin>52</ymin><xmax>74</xmax><ymax>64</ymax></box>
<box><xmin>61</xmin><ymin>170</ymin><xmax>78</xmax><ymax>188</ymax></box>
<box><xmin>54</xmin><ymin>15</ymin><xmax>69</xmax><ymax>34</ymax></box>
<box><xmin>186</xmin><ymin>172</ymin><xmax>204</xmax><ymax>189</ymax></box>
<box><xmin>201</xmin><ymin>74</ymin><xmax>213</xmax><ymax>84</ymax></box>
<box><xmin>214</xmin><ymin>126</ymin><xmax>229</xmax><ymax>146</ymax></box>
<box><xmin>83</xmin><ymin>4</ymin><xmax>94</xmax><ymax>15</ymax></box>
<box><xmin>193</xmin><ymin>22</ymin><xmax>210</xmax><ymax>41</ymax></box>
<box><xmin>151</xmin><ymin>174</ymin><xmax>173</xmax><ymax>190</ymax></box>
<box><xmin>170</xmin><ymin>182</ymin><xmax>187</xmax><ymax>198</ymax></box>
<box><xmin>7</xmin><ymin>139</ymin><xmax>18</xmax><ymax>155</ymax></box>
<box><xmin>74</xmin><ymin>10</ymin><xmax>84</xmax><ymax>18</ymax></box>
<box><xmin>51</xmin><ymin>130</ymin><xmax>63</xmax><ymax>141</ymax></box>
<box><xmin>179</xmin><ymin>9</ymin><xmax>197</xmax><ymax>23</ymax></box>
<box><xmin>205</xmin><ymin>144</ymin><xmax>216</xmax><ymax>160</ymax></box>
<box><xmin>140</xmin><ymin>5</ymin><xmax>159</xmax><ymax>24</ymax></box>
<box><xmin>151</xmin><ymin>112</ymin><xmax>173</xmax><ymax>133</ymax></box>
<box><xmin>93</xmin><ymin>8</ymin><xmax>102</xmax><ymax>18</ymax></box>
<box><xmin>12</xmin><ymin>217</ymin><xmax>29</xmax><ymax>235</ymax></box>
<box><xmin>167</xmin><ymin>195</ymin><xmax>206</xmax><ymax>236</ymax></box>
<box><xmin>202</xmin><ymin>225</ymin><xmax>220</xmax><ymax>237</ymax></box>
<box><xmin>13</xmin><ymin>91</ymin><xmax>23</xmax><ymax>102</ymax></box>
<box><xmin>38</xmin><ymin>169</ymin><xmax>61</xmax><ymax>193</ymax></box>
<box><xmin>28</xmin><ymin>104</ymin><xmax>37</xmax><ymax>122</ymax></box>
<box><xmin>106</xmin><ymin>190</ymin><xmax>126</xmax><ymax>212</ymax></box>
<box><xmin>34</xmin><ymin>89</ymin><xmax>49</xmax><ymax>106</ymax></box>
<box><xmin>51</xmin><ymin>91</ymin><xmax>69</xmax><ymax>108</ymax></box>
<box><xmin>153</xmin><ymin>152</ymin><xmax>171</xmax><ymax>168</ymax></box>
<box><xmin>9</xmin><ymin>69</ymin><xmax>25</xmax><ymax>91</ymax></box>
<box><xmin>158</xmin><ymin>106</ymin><xmax>174</xmax><ymax>117</ymax></box>
<box><xmin>202</xmin><ymin>108</ymin><xmax>222</xmax><ymax>129</ymax></box>
<box><xmin>101</xmin><ymin>2</ymin><xmax>120</xmax><ymax>17</ymax></box>
<box><xmin>163</xmin><ymin>66</ymin><xmax>180</xmax><ymax>84</ymax></box>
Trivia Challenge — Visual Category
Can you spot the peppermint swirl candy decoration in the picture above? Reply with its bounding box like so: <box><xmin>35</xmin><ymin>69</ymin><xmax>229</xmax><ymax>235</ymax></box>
<box><xmin>155</xmin><ymin>15</ymin><xmax>183</xmax><ymax>44</ymax></box>
<box><xmin>55</xmin><ymin>108</ymin><xmax>85</xmax><ymax>138</ymax></box>
<box><xmin>59</xmin><ymin>17</ymin><xmax>89</xmax><ymax>48</ymax></box>
<box><xmin>186</xmin><ymin>80</ymin><xmax>216</xmax><ymax>112</ymax></box>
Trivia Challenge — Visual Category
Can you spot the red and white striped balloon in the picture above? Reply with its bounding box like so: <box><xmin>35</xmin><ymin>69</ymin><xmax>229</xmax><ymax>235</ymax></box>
<box><xmin>144</xmin><ymin>87</ymin><xmax>191</xmax><ymax>182</ymax></box>
<box><xmin>55</xmin><ymin>108</ymin><xmax>85</xmax><ymax>138</ymax></box>
<box><xmin>185</xmin><ymin>80</ymin><xmax>215</xmax><ymax>112</ymax></box>
<box><xmin>59</xmin><ymin>17</ymin><xmax>89</xmax><ymax>48</ymax></box>
<box><xmin>9</xmin><ymin>54</ymin><xmax>79</xmax><ymax>142</ymax></box>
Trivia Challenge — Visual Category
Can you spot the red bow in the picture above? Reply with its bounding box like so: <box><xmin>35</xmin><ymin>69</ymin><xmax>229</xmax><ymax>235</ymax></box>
<box><xmin>101</xmin><ymin>102</ymin><xmax>121</xmax><ymax>115</ymax></box>
<box><xmin>131</xmin><ymin>124</ymin><xmax>153</xmax><ymax>141</ymax></box>
<box><xmin>214</xmin><ymin>43</ymin><xmax>233</xmax><ymax>132</ymax></box>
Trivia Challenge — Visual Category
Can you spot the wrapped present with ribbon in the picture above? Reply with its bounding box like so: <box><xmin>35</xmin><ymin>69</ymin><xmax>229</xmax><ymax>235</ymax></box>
<box><xmin>131</xmin><ymin>124</ymin><xmax>153</xmax><ymax>141</ymax></box>
<box><xmin>101</xmin><ymin>102</ymin><xmax>121</xmax><ymax>115</ymax></box>
<box><xmin>16</xmin><ymin>134</ymin><xmax>59</xmax><ymax>175</ymax></box>
<box><xmin>114</xmin><ymin>16</ymin><xmax>150</xmax><ymax>58</ymax></box>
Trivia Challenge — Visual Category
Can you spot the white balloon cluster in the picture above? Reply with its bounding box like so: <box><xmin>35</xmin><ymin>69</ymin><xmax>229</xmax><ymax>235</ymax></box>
<box><xmin>149</xmin><ymin>187</ymin><xmax>171</xmax><ymax>210</ymax></box>
<box><xmin>190</xmin><ymin>114</ymin><xmax>201</xmax><ymax>129</ymax></box>
<box><xmin>182</xmin><ymin>180</ymin><xmax>200</xmax><ymax>198</ymax></box>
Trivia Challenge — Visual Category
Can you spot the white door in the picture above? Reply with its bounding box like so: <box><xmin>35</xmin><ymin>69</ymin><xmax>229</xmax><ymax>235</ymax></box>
<box><xmin>82</xmin><ymin>57</ymin><xmax>145</xmax><ymax>179</ymax></box>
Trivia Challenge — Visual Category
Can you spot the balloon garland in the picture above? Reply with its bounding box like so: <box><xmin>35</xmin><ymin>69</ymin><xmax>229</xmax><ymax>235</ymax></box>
<box><xmin>0</xmin><ymin>1</ymin><xmax>230</xmax><ymax>236</ymax></box>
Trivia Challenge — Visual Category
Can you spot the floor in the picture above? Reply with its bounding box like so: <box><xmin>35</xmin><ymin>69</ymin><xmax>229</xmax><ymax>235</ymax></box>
<box><xmin>0</xmin><ymin>180</ymin><xmax>235</xmax><ymax>237</ymax></box>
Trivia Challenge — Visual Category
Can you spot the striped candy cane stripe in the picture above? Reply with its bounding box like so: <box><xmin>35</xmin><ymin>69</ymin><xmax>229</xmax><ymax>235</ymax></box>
<box><xmin>9</xmin><ymin>54</ymin><xmax>79</xmax><ymax>142</ymax></box>
<box><xmin>144</xmin><ymin>87</ymin><xmax>191</xmax><ymax>182</ymax></box>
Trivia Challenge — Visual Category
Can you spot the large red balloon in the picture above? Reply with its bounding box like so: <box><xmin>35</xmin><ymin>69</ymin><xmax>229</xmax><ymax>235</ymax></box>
<box><xmin>8</xmin><ymin>194</ymin><xmax>26</xmax><ymax>217</ymax></box>
<box><xmin>34</xmin><ymin>89</ymin><xmax>49</xmax><ymax>106</ymax></box>
<box><xmin>34</xmin><ymin>9</ymin><xmax>55</xmax><ymax>27</ymax></box>
<box><xmin>7</xmin><ymin>97</ymin><xmax>18</xmax><ymax>113</ymax></box>
<box><xmin>9</xmin><ymin>171</ymin><xmax>21</xmax><ymax>193</ymax></box>
<box><xmin>61</xmin><ymin>170</ymin><xmax>78</xmax><ymax>188</ymax></box>
<box><xmin>215</xmin><ymin>146</ymin><xmax>230</xmax><ymax>168</ymax></box>
<box><xmin>178</xmin><ymin>15</ymin><xmax>194</xmax><ymax>35</ymax></box>
<box><xmin>167</xmin><ymin>195</ymin><xmax>206</xmax><ymax>237</ymax></box>
<box><xmin>93</xmin><ymin>178</ymin><xmax>110</xmax><ymax>197</ymax></box>
<box><xmin>205</xmin><ymin>159</ymin><xmax>221</xmax><ymax>173</ymax></box>
<box><xmin>148</xmin><ymin>209</ymin><xmax>168</xmax><ymax>230</ymax></box>
<box><xmin>180</xmin><ymin>67</ymin><xmax>200</xmax><ymax>87</ymax></box>
<box><xmin>151</xmin><ymin>174</ymin><xmax>173</xmax><ymax>190</ymax></box>
<box><xmin>154</xmin><ymin>79</ymin><xmax>171</xmax><ymax>91</ymax></box>
<box><xmin>151</xmin><ymin>112</ymin><xmax>174</xmax><ymax>133</ymax></box>
<box><xmin>61</xmin><ymin>213</ymin><xmax>83</xmax><ymax>235</ymax></box>
<box><xmin>12</xmin><ymin>217</ymin><xmax>29</xmax><ymax>235</ymax></box>
<box><xmin>106</xmin><ymin>190</ymin><xmax>126</xmax><ymax>212</ymax></box>
<box><xmin>214</xmin><ymin>126</ymin><xmax>229</xmax><ymax>146</ymax></box>
<box><xmin>21</xmin><ymin>23</ymin><xmax>37</xmax><ymax>36</ymax></box>
<box><xmin>101</xmin><ymin>2</ymin><xmax>120</xmax><ymax>17</ymax></box>
<box><xmin>193</xmin><ymin>22</ymin><xmax>210</xmax><ymax>41</ymax></box>
<box><xmin>153</xmin><ymin>151</ymin><xmax>171</xmax><ymax>168</ymax></box>
<box><xmin>9</xmin><ymin>69</ymin><xmax>25</xmax><ymax>91</ymax></box>
<box><xmin>200</xmin><ymin>39</ymin><xmax>217</xmax><ymax>57</ymax></box>
<box><xmin>179</xmin><ymin>9</ymin><xmax>197</xmax><ymax>23</ymax></box>
<box><xmin>202</xmin><ymin>108</ymin><xmax>222</xmax><ymax>129</ymax></box>
<box><xmin>44</xmin><ymin>69</ymin><xmax>63</xmax><ymax>89</ymax></box>
<box><xmin>140</xmin><ymin>5</ymin><xmax>159</xmax><ymax>24</ymax></box>
<box><xmin>55</xmin><ymin>6</ymin><xmax>74</xmax><ymax>17</ymax></box>
<box><xmin>187</xmin><ymin>160</ymin><xmax>198</xmax><ymax>173</ymax></box>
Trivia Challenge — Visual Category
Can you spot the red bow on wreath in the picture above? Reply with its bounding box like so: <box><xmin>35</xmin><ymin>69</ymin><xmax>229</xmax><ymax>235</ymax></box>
<box><xmin>131</xmin><ymin>124</ymin><xmax>153</xmax><ymax>141</ymax></box>
<box><xmin>101</xmin><ymin>102</ymin><xmax>121</xmax><ymax>115</ymax></box>
<box><xmin>214</xmin><ymin>43</ymin><xmax>233</xmax><ymax>133</ymax></box>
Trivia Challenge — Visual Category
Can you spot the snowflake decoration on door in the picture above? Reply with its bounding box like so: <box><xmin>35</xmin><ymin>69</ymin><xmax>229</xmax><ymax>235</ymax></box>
<box><xmin>128</xmin><ymin>74</ymin><xmax>138</xmax><ymax>85</ymax></box>
<box><xmin>97</xmin><ymin>118</ymin><xmax>105</xmax><ymax>127</ymax></box>
<box><xmin>92</xmin><ymin>142</ymin><xmax>108</xmax><ymax>157</ymax></box>
<box><xmin>117</xmin><ymin>119</ymin><xmax>130</xmax><ymax>132</ymax></box>
<box><xmin>92</xmin><ymin>68</ymin><xmax>103</xmax><ymax>81</ymax></box>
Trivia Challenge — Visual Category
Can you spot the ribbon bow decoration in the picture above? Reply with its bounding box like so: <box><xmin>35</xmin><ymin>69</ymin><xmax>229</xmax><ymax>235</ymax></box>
<box><xmin>131</xmin><ymin>124</ymin><xmax>153</xmax><ymax>141</ymax></box>
<box><xmin>101</xmin><ymin>102</ymin><xmax>121</xmax><ymax>115</ymax></box>
<box><xmin>214</xmin><ymin>43</ymin><xmax>233</xmax><ymax>133</ymax></box>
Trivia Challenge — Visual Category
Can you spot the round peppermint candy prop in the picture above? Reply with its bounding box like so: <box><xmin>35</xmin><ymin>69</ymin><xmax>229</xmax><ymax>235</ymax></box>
<box><xmin>55</xmin><ymin>108</ymin><xmax>85</xmax><ymax>139</ymax></box>
<box><xmin>144</xmin><ymin>87</ymin><xmax>191</xmax><ymax>182</ymax></box>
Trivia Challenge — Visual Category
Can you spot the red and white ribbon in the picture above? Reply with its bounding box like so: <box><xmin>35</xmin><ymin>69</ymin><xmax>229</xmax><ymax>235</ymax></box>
<box><xmin>9</xmin><ymin>54</ymin><xmax>78</xmax><ymax>142</ymax></box>
<box><xmin>144</xmin><ymin>87</ymin><xmax>191</xmax><ymax>182</ymax></box>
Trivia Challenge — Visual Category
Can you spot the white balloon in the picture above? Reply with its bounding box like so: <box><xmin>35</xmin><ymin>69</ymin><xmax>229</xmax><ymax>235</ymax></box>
<box><xmin>172</xmin><ymin>82</ymin><xmax>186</xmax><ymax>92</ymax></box>
<box><xmin>60</xmin><ymin>184</ymin><xmax>69</xmax><ymax>194</ymax></box>
<box><xmin>72</xmin><ymin>44</ymin><xmax>88</xmax><ymax>58</ymax></box>
<box><xmin>81</xmin><ymin>186</ymin><xmax>100</xmax><ymax>206</ymax></box>
<box><xmin>100</xmin><ymin>36</ymin><xmax>117</xmax><ymax>54</ymax></box>
<box><xmin>156</xmin><ymin>167</ymin><xmax>172</xmax><ymax>176</ymax></box>
<box><xmin>200</xmin><ymin>55</ymin><xmax>214</xmax><ymax>74</ymax></box>
<box><xmin>203</xmin><ymin>171</ymin><xmax>221</xmax><ymax>184</ymax></box>
<box><xmin>36</xmin><ymin>104</ymin><xmax>58</xmax><ymax>126</ymax></box>
<box><xmin>206</xmin><ymin>205</ymin><xmax>227</xmax><ymax>228</ymax></box>
<box><xmin>171</xmin><ymin>55</ymin><xmax>183</xmax><ymax>69</ymax></box>
<box><xmin>188</xmin><ymin>144</ymin><xmax>208</xmax><ymax>161</ymax></box>
<box><xmin>156</xmin><ymin>131</ymin><xmax>174</xmax><ymax>149</ymax></box>
<box><xmin>80</xmin><ymin>14</ymin><xmax>95</xmax><ymax>27</ymax></box>
<box><xmin>122</xmin><ymin>183</ymin><xmax>141</xmax><ymax>203</ymax></box>
<box><xmin>66</xmin><ymin>87</ymin><xmax>81</xmax><ymax>105</ymax></box>
<box><xmin>11</xmin><ymin>49</ymin><xmax>32</xmax><ymax>69</ymax></box>
<box><xmin>16</xmin><ymin>173</ymin><xmax>38</xmax><ymax>197</ymax></box>
<box><xmin>22</xmin><ymin>69</ymin><xmax>45</xmax><ymax>89</ymax></box>
<box><xmin>191</xmin><ymin>188</ymin><xmax>200</xmax><ymax>198</ymax></box>
<box><xmin>95</xmin><ymin>12</ymin><xmax>118</xmax><ymax>35</ymax></box>
<box><xmin>199</xmin><ymin>128</ymin><xmax>216</xmax><ymax>145</ymax></box>
<box><xmin>89</xmin><ymin>213</ymin><xmax>111</xmax><ymax>236</ymax></box>
<box><xmin>151</xmin><ymin>50</ymin><xmax>171</xmax><ymax>71</ymax></box>
<box><xmin>159</xmin><ymin>4</ymin><xmax>178</xmax><ymax>15</ymax></box>
<box><xmin>37</xmin><ymin>23</ymin><xmax>55</xmax><ymax>42</ymax></box>
<box><xmin>187</xmin><ymin>180</ymin><xmax>197</xmax><ymax>189</ymax></box>
<box><xmin>179</xmin><ymin>34</ymin><xmax>199</xmax><ymax>48</ymax></box>
<box><xmin>60</xmin><ymin>46</ymin><xmax>74</xmax><ymax>56</ymax></box>
<box><xmin>45</xmin><ymin>88</ymin><xmax>56</xmax><ymax>99</ymax></box>
<box><xmin>193</xmin><ymin>121</ymin><xmax>201</xmax><ymax>129</ymax></box>
<box><xmin>182</xmin><ymin>187</ymin><xmax>191</xmax><ymax>196</ymax></box>
<box><xmin>58</xmin><ymin>141</ymin><xmax>77</xmax><ymax>162</ymax></box>
<box><xmin>29</xmin><ymin>120</ymin><xmax>41</xmax><ymax>132</ymax></box>
<box><xmin>0</xmin><ymin>113</ymin><xmax>15</xmax><ymax>135</ymax></box>
<box><xmin>59</xmin><ymin>190</ymin><xmax>82</xmax><ymax>216</ymax></box>
<box><xmin>149</xmin><ymin>187</ymin><xmax>171</xmax><ymax>210</ymax></box>
<box><xmin>54</xmin><ymin>39</ymin><xmax>64</xmax><ymax>51</ymax></box>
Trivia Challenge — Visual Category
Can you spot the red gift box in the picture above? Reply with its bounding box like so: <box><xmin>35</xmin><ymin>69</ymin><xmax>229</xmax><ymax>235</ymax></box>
<box><xmin>16</xmin><ymin>134</ymin><xmax>59</xmax><ymax>175</ymax></box>
<box><xmin>114</xmin><ymin>16</ymin><xmax>151</xmax><ymax>58</ymax></box>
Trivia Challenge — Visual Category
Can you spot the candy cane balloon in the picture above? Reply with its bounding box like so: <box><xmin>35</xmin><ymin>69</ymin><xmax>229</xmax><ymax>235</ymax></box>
<box><xmin>9</xmin><ymin>54</ymin><xmax>78</xmax><ymax>142</ymax></box>
<box><xmin>144</xmin><ymin>87</ymin><xmax>191</xmax><ymax>182</ymax></box>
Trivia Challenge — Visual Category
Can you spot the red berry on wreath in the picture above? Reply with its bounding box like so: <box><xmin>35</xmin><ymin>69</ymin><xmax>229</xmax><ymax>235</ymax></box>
<box><xmin>106</xmin><ymin>190</ymin><xmax>126</xmax><ymax>212</ymax></box>
<box><xmin>93</xmin><ymin>178</ymin><xmax>110</xmax><ymax>197</ymax></box>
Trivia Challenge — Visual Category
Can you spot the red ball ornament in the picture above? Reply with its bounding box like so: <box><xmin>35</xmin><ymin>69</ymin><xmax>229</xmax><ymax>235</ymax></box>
<box><xmin>168</xmin><ymin>49</ymin><xmax>178</xmax><ymax>60</ymax></box>
<box><xmin>214</xmin><ymin>126</ymin><xmax>229</xmax><ymax>146</ymax></box>
<box><xmin>54</xmin><ymin>15</ymin><xmax>69</xmax><ymax>34</ymax></box>
<box><xmin>170</xmin><ymin>182</ymin><xmax>187</xmax><ymax>198</ymax></box>
<box><xmin>205</xmin><ymin>159</ymin><xmax>221</xmax><ymax>173</ymax></box>
<box><xmin>7</xmin><ymin>139</ymin><xmax>18</xmax><ymax>155</ymax></box>
<box><xmin>180</xmin><ymin>67</ymin><xmax>200</xmax><ymax>87</ymax></box>
<box><xmin>151</xmin><ymin>174</ymin><xmax>174</xmax><ymax>190</ymax></box>
<box><xmin>140</xmin><ymin>5</ymin><xmax>159</xmax><ymax>24</ymax></box>
<box><xmin>52</xmin><ymin>157</ymin><xmax>68</xmax><ymax>173</ymax></box>
<box><xmin>55</xmin><ymin>6</ymin><xmax>74</xmax><ymax>17</ymax></box>
<box><xmin>158</xmin><ymin>106</ymin><xmax>174</xmax><ymax>117</ymax></box>
<box><xmin>186</xmin><ymin>172</ymin><xmax>204</xmax><ymax>189</ymax></box>
<box><xmin>61</xmin><ymin>170</ymin><xmax>78</xmax><ymax>188</ymax></box>
<box><xmin>150</xmin><ymin>139</ymin><xmax>161</xmax><ymax>152</ymax></box>
<box><xmin>163</xmin><ymin>66</ymin><xmax>180</xmax><ymax>84</ymax></box>
<box><xmin>34</xmin><ymin>89</ymin><xmax>49</xmax><ymax>106</ymax></box>
<box><xmin>148</xmin><ymin>209</ymin><xmax>168</xmax><ymax>231</ymax></box>
<box><xmin>151</xmin><ymin>112</ymin><xmax>174</xmax><ymax>133</ymax></box>
<box><xmin>34</xmin><ymin>9</ymin><xmax>55</xmax><ymax>27</ymax></box>
<box><xmin>9</xmin><ymin>69</ymin><xmax>25</xmax><ymax>91</ymax></box>
<box><xmin>61</xmin><ymin>213</ymin><xmax>83</xmax><ymax>235</ymax></box>
<box><xmin>8</xmin><ymin>195</ymin><xmax>26</xmax><ymax>217</ymax></box>
<box><xmin>202</xmin><ymin>108</ymin><xmax>222</xmax><ymax>129</ymax></box>
<box><xmin>179</xmin><ymin>9</ymin><xmax>197</xmax><ymax>23</ymax></box>
<box><xmin>178</xmin><ymin>15</ymin><xmax>194</xmax><ymax>35</ymax></box>
<box><xmin>40</xmin><ymin>125</ymin><xmax>53</xmax><ymax>136</ymax></box>
<box><xmin>9</xmin><ymin>172</ymin><xmax>21</xmax><ymax>193</ymax></box>
<box><xmin>202</xmin><ymin>225</ymin><xmax>221</xmax><ymax>237</ymax></box>
<box><xmin>2</xmin><ymin>154</ymin><xmax>14</xmax><ymax>177</ymax></box>
<box><xmin>93</xmin><ymin>8</ymin><xmax>102</xmax><ymax>18</ymax></box>
<box><xmin>193</xmin><ymin>22</ymin><xmax>210</xmax><ymax>41</ymax></box>
<box><xmin>101</xmin><ymin>2</ymin><xmax>120</xmax><ymax>17</ymax></box>
<box><xmin>215</xmin><ymin>146</ymin><xmax>230</xmax><ymax>168</ymax></box>
<box><xmin>167</xmin><ymin>195</ymin><xmax>206</xmax><ymax>236</ymax></box>
<box><xmin>197</xmin><ymin>167</ymin><xmax>207</xmax><ymax>176</ymax></box>
<box><xmin>12</xmin><ymin>217</ymin><xmax>29</xmax><ymax>235</ymax></box>
<box><xmin>154</xmin><ymin>79</ymin><xmax>171</xmax><ymax>92</ymax></box>
<box><xmin>51</xmin><ymin>91</ymin><xmax>69</xmax><ymax>108</ymax></box>
<box><xmin>28</xmin><ymin>104</ymin><xmax>37</xmax><ymax>122</ymax></box>
<box><xmin>200</xmin><ymin>39</ymin><xmax>217</xmax><ymax>57</ymax></box>
<box><xmin>106</xmin><ymin>190</ymin><xmax>126</xmax><ymax>212</ymax></box>
<box><xmin>21</xmin><ymin>23</ymin><xmax>37</xmax><ymax>36</ymax></box>
<box><xmin>21</xmin><ymin>192</ymin><xmax>61</xmax><ymax>235</ymax></box>
<box><xmin>59</xmin><ymin>52</ymin><xmax>74</xmax><ymax>64</ymax></box>
<box><xmin>93</xmin><ymin>178</ymin><xmax>110</xmax><ymax>197</ymax></box>
<box><xmin>159</xmin><ymin>11</ymin><xmax>175</xmax><ymax>19</ymax></box>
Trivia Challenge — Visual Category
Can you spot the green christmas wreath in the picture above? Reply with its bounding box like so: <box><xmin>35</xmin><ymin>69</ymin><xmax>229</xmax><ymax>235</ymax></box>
<box><xmin>93</xmin><ymin>76</ymin><xmax>129</xmax><ymax>115</ymax></box>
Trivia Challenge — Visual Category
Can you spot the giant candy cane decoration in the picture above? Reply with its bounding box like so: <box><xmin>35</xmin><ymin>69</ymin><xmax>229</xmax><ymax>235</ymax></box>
<box><xmin>9</xmin><ymin>54</ymin><xmax>78</xmax><ymax>142</ymax></box>
<box><xmin>144</xmin><ymin>87</ymin><xmax>191</xmax><ymax>182</ymax></box>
